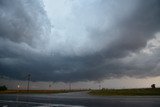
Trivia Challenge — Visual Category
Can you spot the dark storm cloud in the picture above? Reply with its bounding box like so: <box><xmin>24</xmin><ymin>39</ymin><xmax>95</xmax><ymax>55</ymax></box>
<box><xmin>89</xmin><ymin>0</ymin><xmax>160</xmax><ymax>58</ymax></box>
<box><xmin>1</xmin><ymin>0</ymin><xmax>160</xmax><ymax>82</ymax></box>
<box><xmin>0</xmin><ymin>0</ymin><xmax>50</xmax><ymax>46</ymax></box>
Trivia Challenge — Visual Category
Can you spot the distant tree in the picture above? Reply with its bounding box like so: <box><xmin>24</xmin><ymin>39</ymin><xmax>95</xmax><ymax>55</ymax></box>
<box><xmin>0</xmin><ymin>85</ymin><xmax>8</xmax><ymax>91</ymax></box>
<box><xmin>102</xmin><ymin>88</ymin><xmax>106</xmax><ymax>90</ymax></box>
<box><xmin>151</xmin><ymin>84</ymin><xmax>156</xmax><ymax>89</ymax></box>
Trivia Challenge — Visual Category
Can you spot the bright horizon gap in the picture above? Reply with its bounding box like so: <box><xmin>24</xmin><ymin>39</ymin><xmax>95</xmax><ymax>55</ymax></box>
<box><xmin>1</xmin><ymin>76</ymin><xmax>160</xmax><ymax>90</ymax></box>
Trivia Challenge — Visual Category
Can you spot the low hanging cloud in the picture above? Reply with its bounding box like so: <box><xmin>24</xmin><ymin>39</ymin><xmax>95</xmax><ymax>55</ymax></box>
<box><xmin>1</xmin><ymin>0</ymin><xmax>160</xmax><ymax>82</ymax></box>
<box><xmin>0</xmin><ymin>0</ymin><xmax>51</xmax><ymax>47</ymax></box>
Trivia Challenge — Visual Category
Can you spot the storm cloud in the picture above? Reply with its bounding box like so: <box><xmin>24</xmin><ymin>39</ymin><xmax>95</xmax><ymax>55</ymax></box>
<box><xmin>1</xmin><ymin>0</ymin><xmax>160</xmax><ymax>82</ymax></box>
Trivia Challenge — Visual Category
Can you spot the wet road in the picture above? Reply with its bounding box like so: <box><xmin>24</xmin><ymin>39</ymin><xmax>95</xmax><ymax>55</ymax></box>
<box><xmin>0</xmin><ymin>91</ymin><xmax>160</xmax><ymax>107</ymax></box>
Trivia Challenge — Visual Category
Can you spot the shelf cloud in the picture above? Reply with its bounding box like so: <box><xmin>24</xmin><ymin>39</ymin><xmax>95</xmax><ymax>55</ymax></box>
<box><xmin>1</xmin><ymin>0</ymin><xmax>160</xmax><ymax>82</ymax></box>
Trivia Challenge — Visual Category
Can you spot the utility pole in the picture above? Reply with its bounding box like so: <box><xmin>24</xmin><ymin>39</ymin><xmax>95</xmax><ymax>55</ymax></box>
<box><xmin>69</xmin><ymin>82</ymin><xmax>71</xmax><ymax>90</ymax></box>
<box><xmin>99</xmin><ymin>84</ymin><xmax>101</xmax><ymax>90</ymax></box>
<box><xmin>98</xmin><ymin>81</ymin><xmax>101</xmax><ymax>90</ymax></box>
<box><xmin>27</xmin><ymin>74</ymin><xmax>31</xmax><ymax>92</ymax></box>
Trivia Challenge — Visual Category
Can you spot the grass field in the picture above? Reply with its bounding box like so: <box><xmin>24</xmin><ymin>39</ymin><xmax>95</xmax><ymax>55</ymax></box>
<box><xmin>89</xmin><ymin>88</ymin><xmax>160</xmax><ymax>96</ymax></box>
<box><xmin>0</xmin><ymin>89</ymin><xmax>85</xmax><ymax>94</ymax></box>
<box><xmin>1</xmin><ymin>88</ymin><xmax>160</xmax><ymax>96</ymax></box>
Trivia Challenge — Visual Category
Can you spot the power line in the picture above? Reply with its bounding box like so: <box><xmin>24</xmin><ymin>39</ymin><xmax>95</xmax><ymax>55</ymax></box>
<box><xmin>27</xmin><ymin>74</ymin><xmax>31</xmax><ymax>92</ymax></box>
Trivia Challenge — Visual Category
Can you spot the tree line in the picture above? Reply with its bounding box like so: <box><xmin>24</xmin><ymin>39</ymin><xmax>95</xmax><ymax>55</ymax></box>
<box><xmin>0</xmin><ymin>85</ymin><xmax>7</xmax><ymax>91</ymax></box>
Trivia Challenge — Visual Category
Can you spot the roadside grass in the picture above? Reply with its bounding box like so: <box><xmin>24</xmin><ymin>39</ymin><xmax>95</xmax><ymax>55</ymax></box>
<box><xmin>89</xmin><ymin>88</ymin><xmax>160</xmax><ymax>96</ymax></box>
<box><xmin>0</xmin><ymin>89</ymin><xmax>86</xmax><ymax>94</ymax></box>
<box><xmin>1</xmin><ymin>88</ymin><xmax>160</xmax><ymax>96</ymax></box>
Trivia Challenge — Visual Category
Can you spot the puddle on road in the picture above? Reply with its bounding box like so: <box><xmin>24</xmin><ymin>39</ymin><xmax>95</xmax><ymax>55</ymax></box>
<box><xmin>1</xmin><ymin>104</ymin><xmax>86</xmax><ymax>107</ymax></box>
<box><xmin>33</xmin><ymin>104</ymin><xmax>86</xmax><ymax>107</ymax></box>
<box><xmin>0</xmin><ymin>100</ymin><xmax>86</xmax><ymax>107</ymax></box>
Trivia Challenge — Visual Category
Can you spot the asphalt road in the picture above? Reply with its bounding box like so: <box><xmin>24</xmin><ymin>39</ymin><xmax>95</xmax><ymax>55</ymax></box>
<box><xmin>0</xmin><ymin>91</ymin><xmax>160</xmax><ymax>107</ymax></box>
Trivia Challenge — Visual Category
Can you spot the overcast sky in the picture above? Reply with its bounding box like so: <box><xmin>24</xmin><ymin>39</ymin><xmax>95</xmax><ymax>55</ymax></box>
<box><xmin>0</xmin><ymin>0</ymin><xmax>160</xmax><ymax>89</ymax></box>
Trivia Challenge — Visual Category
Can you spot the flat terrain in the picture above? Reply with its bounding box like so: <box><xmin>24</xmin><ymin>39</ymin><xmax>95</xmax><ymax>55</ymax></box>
<box><xmin>1</xmin><ymin>91</ymin><xmax>160</xmax><ymax>107</ymax></box>
<box><xmin>0</xmin><ymin>90</ymin><xmax>83</xmax><ymax>94</ymax></box>
<box><xmin>1</xmin><ymin>88</ymin><xmax>160</xmax><ymax>96</ymax></box>
<box><xmin>89</xmin><ymin>88</ymin><xmax>160</xmax><ymax>96</ymax></box>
